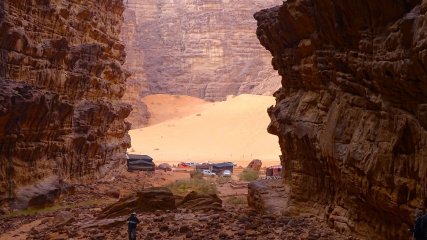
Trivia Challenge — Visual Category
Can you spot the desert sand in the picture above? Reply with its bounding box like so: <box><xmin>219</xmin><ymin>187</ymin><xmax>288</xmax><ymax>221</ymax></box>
<box><xmin>142</xmin><ymin>94</ymin><xmax>210</xmax><ymax>126</ymax></box>
<box><xmin>130</xmin><ymin>94</ymin><xmax>281</xmax><ymax>167</ymax></box>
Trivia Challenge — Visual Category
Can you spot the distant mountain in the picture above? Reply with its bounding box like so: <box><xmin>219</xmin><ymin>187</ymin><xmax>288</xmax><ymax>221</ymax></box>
<box><xmin>121</xmin><ymin>0</ymin><xmax>282</xmax><ymax>127</ymax></box>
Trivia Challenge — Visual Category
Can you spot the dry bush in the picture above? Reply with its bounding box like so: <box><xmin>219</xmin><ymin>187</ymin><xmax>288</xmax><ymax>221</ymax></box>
<box><xmin>226</xmin><ymin>196</ymin><xmax>248</xmax><ymax>205</ymax></box>
<box><xmin>165</xmin><ymin>178</ymin><xmax>217</xmax><ymax>196</ymax></box>
<box><xmin>239</xmin><ymin>169</ymin><xmax>260</xmax><ymax>181</ymax></box>
<box><xmin>190</xmin><ymin>170</ymin><xmax>203</xmax><ymax>179</ymax></box>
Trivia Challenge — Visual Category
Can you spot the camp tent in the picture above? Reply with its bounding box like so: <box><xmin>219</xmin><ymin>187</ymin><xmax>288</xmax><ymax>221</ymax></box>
<box><xmin>266</xmin><ymin>165</ymin><xmax>282</xmax><ymax>177</ymax></box>
<box><xmin>195</xmin><ymin>163</ymin><xmax>211</xmax><ymax>171</ymax></box>
<box><xmin>127</xmin><ymin>154</ymin><xmax>155</xmax><ymax>171</ymax></box>
<box><xmin>211</xmin><ymin>162</ymin><xmax>234</xmax><ymax>174</ymax></box>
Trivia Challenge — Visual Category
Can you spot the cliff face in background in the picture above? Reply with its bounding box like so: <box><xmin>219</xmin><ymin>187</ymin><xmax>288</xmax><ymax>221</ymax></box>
<box><xmin>121</xmin><ymin>0</ymin><xmax>282</xmax><ymax>128</ymax></box>
<box><xmin>256</xmin><ymin>0</ymin><xmax>427</xmax><ymax>239</ymax></box>
<box><xmin>0</xmin><ymin>0</ymin><xmax>130</xmax><ymax>207</ymax></box>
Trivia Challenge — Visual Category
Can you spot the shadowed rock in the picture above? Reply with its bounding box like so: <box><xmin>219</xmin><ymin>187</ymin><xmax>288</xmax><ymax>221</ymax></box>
<box><xmin>248</xmin><ymin>179</ymin><xmax>289</xmax><ymax>216</ymax></box>
<box><xmin>255</xmin><ymin>0</ymin><xmax>427</xmax><ymax>239</ymax></box>
<box><xmin>0</xmin><ymin>0</ymin><xmax>131</xmax><ymax>208</ymax></box>
<box><xmin>12</xmin><ymin>176</ymin><xmax>74</xmax><ymax>210</ymax></box>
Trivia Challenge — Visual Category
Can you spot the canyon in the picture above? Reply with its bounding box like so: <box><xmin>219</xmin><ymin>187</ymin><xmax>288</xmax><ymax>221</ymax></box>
<box><xmin>255</xmin><ymin>0</ymin><xmax>427</xmax><ymax>239</ymax></box>
<box><xmin>121</xmin><ymin>0</ymin><xmax>282</xmax><ymax>128</ymax></box>
<box><xmin>0</xmin><ymin>0</ymin><xmax>130</xmax><ymax>208</ymax></box>
<box><xmin>0</xmin><ymin>0</ymin><xmax>425</xmax><ymax>239</ymax></box>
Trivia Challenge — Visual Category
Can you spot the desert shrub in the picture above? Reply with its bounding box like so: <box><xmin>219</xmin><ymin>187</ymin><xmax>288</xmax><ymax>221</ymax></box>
<box><xmin>166</xmin><ymin>178</ymin><xmax>217</xmax><ymax>196</ymax></box>
<box><xmin>190</xmin><ymin>170</ymin><xmax>203</xmax><ymax>179</ymax></box>
<box><xmin>226</xmin><ymin>196</ymin><xmax>248</xmax><ymax>205</ymax></box>
<box><xmin>0</xmin><ymin>199</ymin><xmax>109</xmax><ymax>220</ymax></box>
<box><xmin>239</xmin><ymin>169</ymin><xmax>259</xmax><ymax>181</ymax></box>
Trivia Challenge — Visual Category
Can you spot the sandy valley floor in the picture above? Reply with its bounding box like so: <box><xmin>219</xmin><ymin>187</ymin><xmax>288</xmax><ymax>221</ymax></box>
<box><xmin>130</xmin><ymin>94</ymin><xmax>281</xmax><ymax>167</ymax></box>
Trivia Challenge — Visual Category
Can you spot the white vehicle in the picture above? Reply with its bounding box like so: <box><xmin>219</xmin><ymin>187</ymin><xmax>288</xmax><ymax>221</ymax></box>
<box><xmin>202</xmin><ymin>170</ymin><xmax>216</xmax><ymax>177</ymax></box>
<box><xmin>222</xmin><ymin>170</ymin><xmax>232</xmax><ymax>177</ymax></box>
<box><xmin>185</xmin><ymin>162</ymin><xmax>200</xmax><ymax>167</ymax></box>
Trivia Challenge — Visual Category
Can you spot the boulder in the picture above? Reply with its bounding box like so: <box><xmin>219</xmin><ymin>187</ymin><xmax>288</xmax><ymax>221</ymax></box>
<box><xmin>79</xmin><ymin>217</ymin><xmax>127</xmax><ymax>229</ymax></box>
<box><xmin>12</xmin><ymin>176</ymin><xmax>74</xmax><ymax>209</ymax></box>
<box><xmin>157</xmin><ymin>163</ymin><xmax>172</xmax><ymax>171</ymax></box>
<box><xmin>53</xmin><ymin>211</ymin><xmax>75</xmax><ymax>227</ymax></box>
<box><xmin>177</xmin><ymin>191</ymin><xmax>223</xmax><ymax>212</ymax></box>
<box><xmin>248</xmin><ymin>179</ymin><xmax>289</xmax><ymax>216</ymax></box>
<box><xmin>246</xmin><ymin>159</ymin><xmax>262</xmax><ymax>171</ymax></box>
<box><xmin>99</xmin><ymin>187</ymin><xmax>176</xmax><ymax>218</ymax></box>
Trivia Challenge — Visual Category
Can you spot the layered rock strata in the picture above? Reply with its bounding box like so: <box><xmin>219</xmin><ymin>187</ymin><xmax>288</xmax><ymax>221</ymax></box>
<box><xmin>0</xmin><ymin>0</ymin><xmax>130</xmax><ymax>208</ymax></box>
<box><xmin>256</xmin><ymin>0</ymin><xmax>427</xmax><ymax>239</ymax></box>
<box><xmin>121</xmin><ymin>0</ymin><xmax>282</xmax><ymax>103</ymax></box>
<box><xmin>248</xmin><ymin>179</ymin><xmax>289</xmax><ymax>216</ymax></box>
<box><xmin>100</xmin><ymin>187</ymin><xmax>176</xmax><ymax>218</ymax></box>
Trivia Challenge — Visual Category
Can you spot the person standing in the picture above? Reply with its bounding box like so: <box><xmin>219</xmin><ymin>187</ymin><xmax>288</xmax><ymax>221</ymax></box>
<box><xmin>127</xmin><ymin>212</ymin><xmax>140</xmax><ymax>240</ymax></box>
<box><xmin>413</xmin><ymin>209</ymin><xmax>427</xmax><ymax>240</ymax></box>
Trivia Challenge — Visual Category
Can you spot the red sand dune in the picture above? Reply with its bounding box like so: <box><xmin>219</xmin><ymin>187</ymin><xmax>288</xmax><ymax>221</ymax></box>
<box><xmin>130</xmin><ymin>94</ymin><xmax>281</xmax><ymax>167</ymax></box>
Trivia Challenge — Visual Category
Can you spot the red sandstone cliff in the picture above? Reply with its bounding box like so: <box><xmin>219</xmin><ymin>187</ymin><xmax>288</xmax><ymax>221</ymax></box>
<box><xmin>0</xmin><ymin>0</ymin><xmax>130</xmax><ymax>208</ymax></box>
<box><xmin>121</xmin><ymin>0</ymin><xmax>283</xmax><ymax>128</ymax></box>
<box><xmin>256</xmin><ymin>0</ymin><xmax>427</xmax><ymax>239</ymax></box>
<box><xmin>122</xmin><ymin>0</ymin><xmax>282</xmax><ymax>101</ymax></box>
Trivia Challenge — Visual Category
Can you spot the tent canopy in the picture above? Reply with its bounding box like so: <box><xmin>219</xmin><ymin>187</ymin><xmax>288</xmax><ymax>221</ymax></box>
<box><xmin>127</xmin><ymin>154</ymin><xmax>154</xmax><ymax>171</ymax></box>
<box><xmin>127</xmin><ymin>154</ymin><xmax>153</xmax><ymax>161</ymax></box>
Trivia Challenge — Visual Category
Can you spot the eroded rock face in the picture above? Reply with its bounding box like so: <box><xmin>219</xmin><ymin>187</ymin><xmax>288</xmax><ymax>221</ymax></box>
<box><xmin>121</xmin><ymin>0</ymin><xmax>282</xmax><ymax>127</ymax></box>
<box><xmin>177</xmin><ymin>191</ymin><xmax>223</xmax><ymax>212</ymax></box>
<box><xmin>256</xmin><ymin>0</ymin><xmax>427</xmax><ymax>239</ymax></box>
<box><xmin>248</xmin><ymin>179</ymin><xmax>289</xmax><ymax>216</ymax></box>
<box><xmin>0</xmin><ymin>0</ymin><xmax>130</xmax><ymax>207</ymax></box>
<box><xmin>99</xmin><ymin>187</ymin><xmax>176</xmax><ymax>218</ymax></box>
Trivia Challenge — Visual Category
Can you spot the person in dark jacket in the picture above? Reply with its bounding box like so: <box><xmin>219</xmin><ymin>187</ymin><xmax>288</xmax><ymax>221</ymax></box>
<box><xmin>413</xmin><ymin>209</ymin><xmax>427</xmax><ymax>240</ymax></box>
<box><xmin>127</xmin><ymin>212</ymin><xmax>140</xmax><ymax>240</ymax></box>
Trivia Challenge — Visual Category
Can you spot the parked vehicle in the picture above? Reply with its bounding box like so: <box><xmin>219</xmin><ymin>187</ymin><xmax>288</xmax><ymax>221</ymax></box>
<box><xmin>187</xmin><ymin>162</ymin><xmax>199</xmax><ymax>167</ymax></box>
<box><xmin>178</xmin><ymin>162</ymin><xmax>200</xmax><ymax>168</ymax></box>
<box><xmin>157</xmin><ymin>163</ymin><xmax>172</xmax><ymax>172</ymax></box>
<box><xmin>222</xmin><ymin>170</ymin><xmax>232</xmax><ymax>177</ymax></box>
<box><xmin>202</xmin><ymin>170</ymin><xmax>216</xmax><ymax>177</ymax></box>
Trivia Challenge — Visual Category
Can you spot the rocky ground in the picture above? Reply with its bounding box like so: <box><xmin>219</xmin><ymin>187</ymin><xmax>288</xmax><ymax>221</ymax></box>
<box><xmin>0</xmin><ymin>170</ymin><xmax>356</xmax><ymax>240</ymax></box>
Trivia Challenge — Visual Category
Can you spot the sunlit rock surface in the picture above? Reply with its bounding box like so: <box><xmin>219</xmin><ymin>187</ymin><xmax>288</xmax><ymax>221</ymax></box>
<box><xmin>0</xmin><ymin>0</ymin><xmax>130</xmax><ymax>207</ymax></box>
<box><xmin>256</xmin><ymin>0</ymin><xmax>427</xmax><ymax>239</ymax></box>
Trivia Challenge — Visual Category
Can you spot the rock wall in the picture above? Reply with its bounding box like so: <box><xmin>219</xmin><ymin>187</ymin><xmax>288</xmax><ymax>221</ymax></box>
<box><xmin>0</xmin><ymin>0</ymin><xmax>130</xmax><ymax>207</ymax></box>
<box><xmin>121</xmin><ymin>0</ymin><xmax>282</xmax><ymax>127</ymax></box>
<box><xmin>255</xmin><ymin>0</ymin><xmax>427</xmax><ymax>239</ymax></box>
<box><xmin>248</xmin><ymin>179</ymin><xmax>289</xmax><ymax>216</ymax></box>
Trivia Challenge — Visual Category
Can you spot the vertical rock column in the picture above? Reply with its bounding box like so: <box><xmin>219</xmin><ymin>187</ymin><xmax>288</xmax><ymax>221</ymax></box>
<box><xmin>0</xmin><ymin>0</ymin><xmax>131</xmax><ymax>206</ymax></box>
<box><xmin>256</xmin><ymin>0</ymin><xmax>427</xmax><ymax>239</ymax></box>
